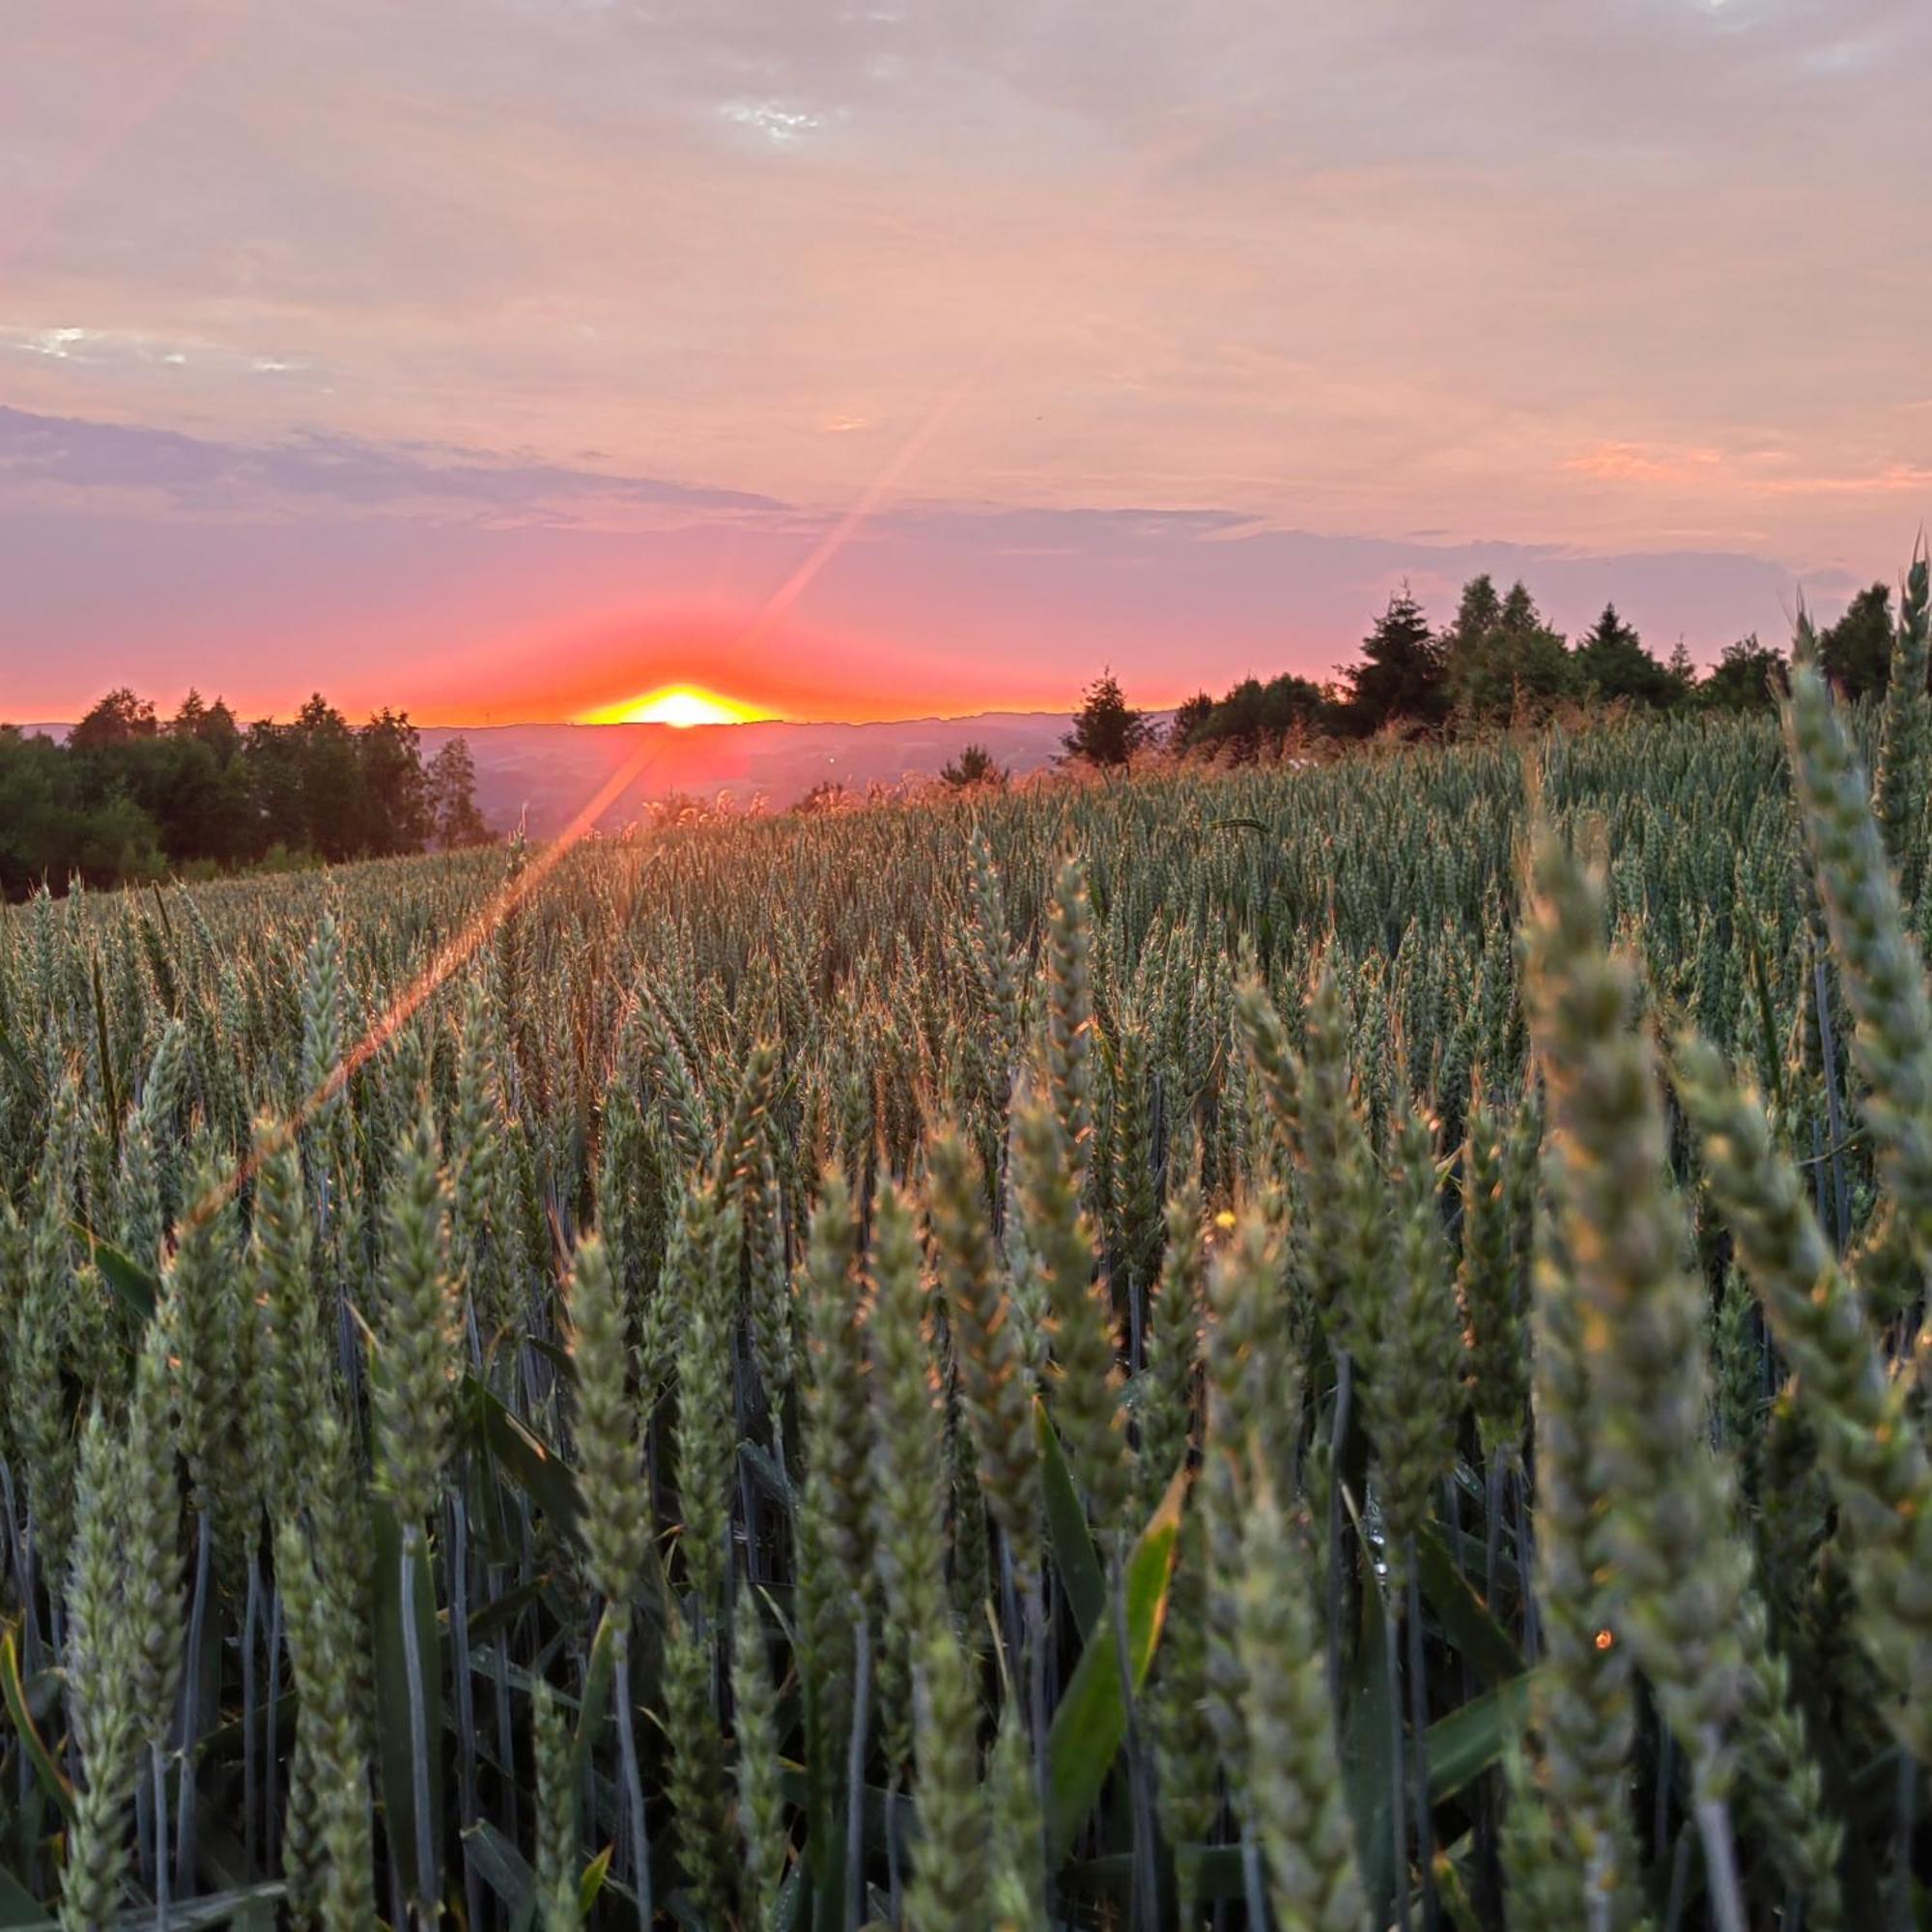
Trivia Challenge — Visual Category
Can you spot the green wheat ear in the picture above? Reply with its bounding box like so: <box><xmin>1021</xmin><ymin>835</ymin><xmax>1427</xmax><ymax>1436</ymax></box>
<box><xmin>1781</xmin><ymin>630</ymin><xmax>1932</xmax><ymax>1254</ymax></box>
<box><xmin>565</xmin><ymin>1230</ymin><xmax>648</xmax><ymax>1607</ymax></box>
<box><xmin>531</xmin><ymin>1677</ymin><xmax>584</xmax><ymax>1932</ymax></box>
<box><xmin>665</xmin><ymin>1595</ymin><xmax>737</xmax><ymax>1927</ymax></box>
<box><xmin>796</xmin><ymin>1164</ymin><xmax>873</xmax><ymax>1802</ymax></box>
<box><xmin>1014</xmin><ymin>1089</ymin><xmax>1126</xmax><ymax>1528</ymax></box>
<box><xmin>1871</xmin><ymin>543</ymin><xmax>1930</xmax><ymax>888</ymax></box>
<box><xmin>59</xmin><ymin>1407</ymin><xmax>141</xmax><ymax>1932</ymax></box>
<box><xmin>1360</xmin><ymin>1103</ymin><xmax>1461</xmax><ymax>1592</ymax></box>
<box><xmin>1521</xmin><ymin>1153</ymin><xmax>1642</xmax><ymax>1928</ymax></box>
<box><xmin>371</xmin><ymin>1094</ymin><xmax>459</xmax><ymax>1530</ymax></box>
<box><xmin>986</xmin><ymin>1689</ymin><xmax>1048</xmax><ymax>1930</ymax></box>
<box><xmin>252</xmin><ymin>1113</ymin><xmax>326</xmax><ymax>1520</ymax></box>
<box><xmin>732</xmin><ymin>1596</ymin><xmax>788</xmax><ymax>1930</ymax></box>
<box><xmin>904</xmin><ymin>1615</ymin><xmax>989</xmax><ymax>1932</ymax></box>
<box><xmin>276</xmin><ymin>1518</ymin><xmax>376</xmax><ymax>1931</ymax></box>
<box><xmin>1458</xmin><ymin>1086</ymin><xmax>1528</xmax><ymax>1466</ymax></box>
<box><xmin>1136</xmin><ymin>1179</ymin><xmax>1206</xmax><ymax>1518</ymax></box>
<box><xmin>1523</xmin><ymin>832</ymin><xmax>1751</xmax><ymax>1805</ymax></box>
<box><xmin>1673</xmin><ymin>1027</ymin><xmax>1932</xmax><ymax>1757</ymax></box>
<box><xmin>1236</xmin><ymin>1461</ymin><xmax>1369</xmax><ymax>1932</ymax></box>
<box><xmin>928</xmin><ymin>1125</ymin><xmax>1041</xmax><ymax>1572</ymax></box>
<box><xmin>122</xmin><ymin>1311</ymin><xmax>185</xmax><ymax>1754</ymax></box>
<box><xmin>867</xmin><ymin>1172</ymin><xmax>948</xmax><ymax>1654</ymax></box>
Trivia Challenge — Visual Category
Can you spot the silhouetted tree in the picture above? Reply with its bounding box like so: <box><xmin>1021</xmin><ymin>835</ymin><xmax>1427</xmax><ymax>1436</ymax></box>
<box><xmin>427</xmin><ymin>737</ymin><xmax>492</xmax><ymax>846</ymax></box>
<box><xmin>939</xmin><ymin>743</ymin><xmax>1006</xmax><ymax>789</ymax></box>
<box><xmin>1576</xmin><ymin>603</ymin><xmax>1678</xmax><ymax>708</ymax></box>
<box><xmin>1169</xmin><ymin>693</ymin><xmax>1215</xmax><ymax>748</ymax></box>
<box><xmin>1666</xmin><ymin>639</ymin><xmax>1697</xmax><ymax>699</ymax></box>
<box><xmin>1818</xmin><ymin>583</ymin><xmax>1893</xmax><ymax>699</ymax></box>
<box><xmin>356</xmin><ymin>709</ymin><xmax>430</xmax><ymax>855</ymax></box>
<box><xmin>1444</xmin><ymin>578</ymin><xmax>1576</xmax><ymax>724</ymax></box>
<box><xmin>245</xmin><ymin>720</ymin><xmax>307</xmax><ymax>852</ymax></box>
<box><xmin>1701</xmin><ymin>635</ymin><xmax>1787</xmax><ymax>712</ymax></box>
<box><xmin>169</xmin><ymin>690</ymin><xmax>242</xmax><ymax>763</ymax></box>
<box><xmin>796</xmin><ymin>779</ymin><xmax>852</xmax><ymax>814</ymax></box>
<box><xmin>70</xmin><ymin>689</ymin><xmax>158</xmax><ymax>752</ymax></box>
<box><xmin>1184</xmin><ymin>672</ymin><xmax>1332</xmax><ymax>756</ymax></box>
<box><xmin>283</xmin><ymin>696</ymin><xmax>372</xmax><ymax>858</ymax></box>
<box><xmin>1338</xmin><ymin>585</ymin><xmax>1445</xmax><ymax>736</ymax></box>
<box><xmin>1063</xmin><ymin>669</ymin><xmax>1151</xmax><ymax>768</ymax></box>
<box><xmin>1</xmin><ymin>688</ymin><xmax>452</xmax><ymax>895</ymax></box>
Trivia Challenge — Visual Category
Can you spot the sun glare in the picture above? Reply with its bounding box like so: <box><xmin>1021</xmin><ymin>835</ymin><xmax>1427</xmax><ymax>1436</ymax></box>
<box><xmin>581</xmin><ymin>684</ymin><xmax>775</xmax><ymax>727</ymax></box>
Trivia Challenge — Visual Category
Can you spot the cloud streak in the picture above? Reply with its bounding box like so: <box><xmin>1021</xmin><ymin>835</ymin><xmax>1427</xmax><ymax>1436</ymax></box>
<box><xmin>0</xmin><ymin>0</ymin><xmax>1926</xmax><ymax>717</ymax></box>
<box><xmin>0</xmin><ymin>405</ymin><xmax>1866</xmax><ymax>724</ymax></box>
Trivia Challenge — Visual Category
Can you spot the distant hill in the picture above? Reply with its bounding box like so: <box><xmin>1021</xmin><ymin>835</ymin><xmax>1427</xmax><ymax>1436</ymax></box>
<box><xmin>10</xmin><ymin>713</ymin><xmax>1088</xmax><ymax>837</ymax></box>
<box><xmin>415</xmin><ymin>713</ymin><xmax>1080</xmax><ymax>836</ymax></box>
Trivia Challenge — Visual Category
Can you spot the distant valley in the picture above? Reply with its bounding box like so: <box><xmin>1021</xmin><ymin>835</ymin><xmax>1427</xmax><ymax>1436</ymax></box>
<box><xmin>17</xmin><ymin>713</ymin><xmax>1082</xmax><ymax>840</ymax></box>
<box><xmin>412</xmin><ymin>713</ymin><xmax>1077</xmax><ymax>836</ymax></box>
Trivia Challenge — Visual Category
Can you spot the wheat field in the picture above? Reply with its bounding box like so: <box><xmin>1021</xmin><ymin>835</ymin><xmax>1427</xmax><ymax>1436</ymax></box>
<box><xmin>1</xmin><ymin>568</ymin><xmax>1930</xmax><ymax>1929</ymax></box>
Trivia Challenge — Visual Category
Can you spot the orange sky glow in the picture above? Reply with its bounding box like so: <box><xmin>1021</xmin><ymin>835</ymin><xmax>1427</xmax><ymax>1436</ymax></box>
<box><xmin>2</xmin><ymin>2</ymin><xmax>1927</xmax><ymax>725</ymax></box>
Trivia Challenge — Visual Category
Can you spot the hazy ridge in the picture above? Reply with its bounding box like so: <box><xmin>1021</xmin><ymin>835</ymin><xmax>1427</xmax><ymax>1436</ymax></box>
<box><xmin>17</xmin><ymin>712</ymin><xmax>1083</xmax><ymax>838</ymax></box>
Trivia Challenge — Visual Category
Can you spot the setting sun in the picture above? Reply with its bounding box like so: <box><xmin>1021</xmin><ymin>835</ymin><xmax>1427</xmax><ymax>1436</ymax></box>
<box><xmin>581</xmin><ymin>684</ymin><xmax>777</xmax><ymax>727</ymax></box>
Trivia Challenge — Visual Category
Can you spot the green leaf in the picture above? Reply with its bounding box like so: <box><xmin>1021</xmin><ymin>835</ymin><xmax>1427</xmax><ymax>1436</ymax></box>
<box><xmin>1067</xmin><ymin>1844</ymin><xmax>1247</xmax><ymax>1902</ymax></box>
<box><xmin>573</xmin><ymin>1602</ymin><xmax>619</xmax><ymax>1785</ymax></box>
<box><xmin>73</xmin><ymin>1227</ymin><xmax>159</xmax><ymax>1325</ymax></box>
<box><xmin>0</xmin><ymin>1866</ymin><xmax>45</xmax><ymax>1927</ymax></box>
<box><xmin>578</xmin><ymin>1844</ymin><xmax>614</xmax><ymax>1918</ymax></box>
<box><xmin>1043</xmin><ymin>1462</ymin><xmax>1185</xmax><ymax>1864</ymax></box>
<box><xmin>464</xmin><ymin>1577</ymin><xmax>546</xmax><ymax>1654</ymax></box>
<box><xmin>1743</xmin><ymin>919</ymin><xmax>1786</xmax><ymax>1119</ymax></box>
<box><xmin>1425</xmin><ymin>1670</ymin><xmax>1534</xmax><ymax>1804</ymax></box>
<box><xmin>460</xmin><ymin>1374</ymin><xmax>584</xmax><ymax>1539</ymax></box>
<box><xmin>90</xmin><ymin>956</ymin><xmax>119</xmax><ymax>1147</ymax></box>
<box><xmin>464</xmin><ymin>1819</ymin><xmax>535</xmax><ymax>1914</ymax></box>
<box><xmin>0</xmin><ymin>1881</ymin><xmax>287</xmax><ymax>1931</ymax></box>
<box><xmin>740</xmin><ymin>1441</ymin><xmax>796</xmax><ymax>1519</ymax></box>
<box><xmin>1036</xmin><ymin>1400</ymin><xmax>1105</xmax><ymax>1639</ymax></box>
<box><xmin>0</xmin><ymin>1627</ymin><xmax>72</xmax><ymax>1824</ymax></box>
<box><xmin>0</xmin><ymin>1012</ymin><xmax>45</xmax><ymax>1113</ymax></box>
<box><xmin>1341</xmin><ymin>1552</ymin><xmax>1395</xmax><ymax>1922</ymax></box>
<box><xmin>524</xmin><ymin>1335</ymin><xmax>581</xmax><ymax>1390</ymax></box>
<box><xmin>137</xmin><ymin>1885</ymin><xmax>288</xmax><ymax>1928</ymax></box>
<box><xmin>371</xmin><ymin>1506</ymin><xmax>445</xmax><ymax>1915</ymax></box>
<box><xmin>1415</xmin><ymin>1523</ymin><xmax>1523</xmax><ymax>1689</ymax></box>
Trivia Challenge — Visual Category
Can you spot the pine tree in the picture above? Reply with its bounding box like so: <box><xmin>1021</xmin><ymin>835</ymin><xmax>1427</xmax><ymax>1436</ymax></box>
<box><xmin>1339</xmin><ymin>583</ymin><xmax>1445</xmax><ymax>735</ymax></box>
<box><xmin>1062</xmin><ymin>669</ymin><xmax>1151</xmax><ymax>768</ymax></box>
<box><xmin>427</xmin><ymin>736</ymin><xmax>492</xmax><ymax>847</ymax></box>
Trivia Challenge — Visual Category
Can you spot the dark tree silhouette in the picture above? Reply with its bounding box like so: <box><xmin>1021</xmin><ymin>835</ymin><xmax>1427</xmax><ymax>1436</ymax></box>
<box><xmin>1168</xmin><ymin>692</ymin><xmax>1215</xmax><ymax>748</ymax></box>
<box><xmin>1818</xmin><ymin>583</ymin><xmax>1894</xmax><ymax>699</ymax></box>
<box><xmin>0</xmin><ymin>687</ymin><xmax>461</xmax><ymax>896</ymax></box>
<box><xmin>69</xmin><ymin>688</ymin><xmax>159</xmax><ymax>752</ymax></box>
<box><xmin>1444</xmin><ymin>579</ymin><xmax>1575</xmax><ymax>724</ymax></box>
<box><xmin>427</xmin><ymin>737</ymin><xmax>492</xmax><ymax>847</ymax></box>
<box><xmin>1181</xmin><ymin>673</ymin><xmax>1331</xmax><ymax>757</ymax></box>
<box><xmin>1699</xmin><ymin>635</ymin><xmax>1786</xmax><ymax>711</ymax></box>
<box><xmin>939</xmin><ymin>743</ymin><xmax>1006</xmax><ymax>789</ymax></box>
<box><xmin>1338</xmin><ymin>585</ymin><xmax>1446</xmax><ymax>736</ymax></box>
<box><xmin>1063</xmin><ymin>669</ymin><xmax>1151</xmax><ymax>768</ymax></box>
<box><xmin>1575</xmin><ymin>603</ymin><xmax>1678</xmax><ymax>708</ymax></box>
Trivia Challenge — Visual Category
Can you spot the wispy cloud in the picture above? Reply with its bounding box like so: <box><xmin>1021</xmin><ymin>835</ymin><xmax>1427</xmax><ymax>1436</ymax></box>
<box><xmin>0</xmin><ymin>402</ymin><xmax>1872</xmax><ymax>724</ymax></box>
<box><xmin>0</xmin><ymin>0</ymin><xmax>1925</xmax><ymax>716</ymax></box>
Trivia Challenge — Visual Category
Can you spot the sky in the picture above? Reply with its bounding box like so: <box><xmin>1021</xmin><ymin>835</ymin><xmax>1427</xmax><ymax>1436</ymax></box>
<box><xmin>2</xmin><ymin>0</ymin><xmax>1928</xmax><ymax>724</ymax></box>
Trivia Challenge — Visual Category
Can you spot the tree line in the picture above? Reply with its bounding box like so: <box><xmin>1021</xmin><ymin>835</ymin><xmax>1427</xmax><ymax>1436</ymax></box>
<box><xmin>1058</xmin><ymin>571</ymin><xmax>1907</xmax><ymax>766</ymax></box>
<box><xmin>0</xmin><ymin>688</ymin><xmax>491</xmax><ymax>898</ymax></box>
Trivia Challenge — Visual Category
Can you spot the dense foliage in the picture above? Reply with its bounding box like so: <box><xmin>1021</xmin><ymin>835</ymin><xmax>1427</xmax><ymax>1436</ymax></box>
<box><xmin>0</xmin><ymin>690</ymin><xmax>490</xmax><ymax>899</ymax></box>
<box><xmin>1</xmin><ymin>557</ymin><xmax>1931</xmax><ymax>1929</ymax></box>
<box><xmin>1171</xmin><ymin>567</ymin><xmax>1915</xmax><ymax>758</ymax></box>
